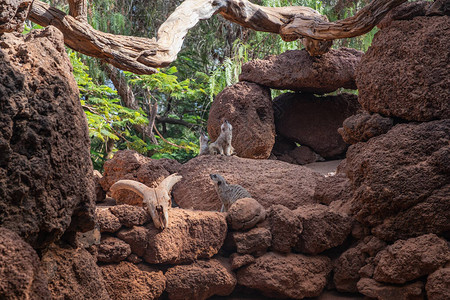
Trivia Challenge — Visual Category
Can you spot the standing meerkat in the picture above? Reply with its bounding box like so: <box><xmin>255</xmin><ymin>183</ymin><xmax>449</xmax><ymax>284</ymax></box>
<box><xmin>199</xmin><ymin>132</ymin><xmax>210</xmax><ymax>155</ymax></box>
<box><xmin>210</xmin><ymin>173</ymin><xmax>251</xmax><ymax>212</ymax></box>
<box><xmin>209</xmin><ymin>120</ymin><xmax>234</xmax><ymax>156</ymax></box>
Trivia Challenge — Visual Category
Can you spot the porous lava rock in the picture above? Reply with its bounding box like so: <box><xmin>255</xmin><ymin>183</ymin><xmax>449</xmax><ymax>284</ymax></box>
<box><xmin>93</xmin><ymin>170</ymin><xmax>106</xmax><ymax>203</ymax></box>
<box><xmin>357</xmin><ymin>16</ymin><xmax>450</xmax><ymax>121</ymax></box>
<box><xmin>373</xmin><ymin>234</ymin><xmax>449</xmax><ymax>284</ymax></box>
<box><xmin>237</xmin><ymin>252</ymin><xmax>331</xmax><ymax>299</ymax></box>
<box><xmin>0</xmin><ymin>0</ymin><xmax>31</xmax><ymax>33</ymax></box>
<box><xmin>346</xmin><ymin>120</ymin><xmax>450</xmax><ymax>241</ymax></box>
<box><xmin>97</xmin><ymin>236</ymin><xmax>131</xmax><ymax>263</ymax></box>
<box><xmin>96</xmin><ymin>207</ymin><xmax>122</xmax><ymax>233</ymax></box>
<box><xmin>100</xmin><ymin>262</ymin><xmax>166</xmax><ymax>300</ymax></box>
<box><xmin>0</xmin><ymin>27</ymin><xmax>95</xmax><ymax>249</ymax></box>
<box><xmin>41</xmin><ymin>244</ymin><xmax>110</xmax><ymax>299</ymax></box>
<box><xmin>294</xmin><ymin>204</ymin><xmax>353</xmax><ymax>254</ymax></box>
<box><xmin>230</xmin><ymin>253</ymin><xmax>255</xmax><ymax>270</ymax></box>
<box><xmin>143</xmin><ymin>208</ymin><xmax>227</xmax><ymax>264</ymax></box>
<box><xmin>231</xmin><ymin>227</ymin><xmax>272</xmax><ymax>255</ymax></box>
<box><xmin>207</xmin><ymin>81</ymin><xmax>275</xmax><ymax>159</ymax></box>
<box><xmin>117</xmin><ymin>226</ymin><xmax>149</xmax><ymax>257</ymax></box>
<box><xmin>165</xmin><ymin>259</ymin><xmax>236</xmax><ymax>300</ymax></box>
<box><xmin>378</xmin><ymin>1</ymin><xmax>431</xmax><ymax>29</ymax></box>
<box><xmin>277</xmin><ymin>145</ymin><xmax>319</xmax><ymax>165</ymax></box>
<box><xmin>357</xmin><ymin>278</ymin><xmax>424</xmax><ymax>300</ymax></box>
<box><xmin>172</xmin><ymin>155</ymin><xmax>321</xmax><ymax>211</ymax></box>
<box><xmin>0</xmin><ymin>227</ymin><xmax>50</xmax><ymax>299</ymax></box>
<box><xmin>338</xmin><ymin>112</ymin><xmax>394</xmax><ymax>145</ymax></box>
<box><xmin>274</xmin><ymin>92</ymin><xmax>360</xmax><ymax>159</ymax></box>
<box><xmin>313</xmin><ymin>174</ymin><xmax>353</xmax><ymax>206</ymax></box>
<box><xmin>227</xmin><ymin>198</ymin><xmax>266</xmax><ymax>230</ymax></box>
<box><xmin>239</xmin><ymin>48</ymin><xmax>363</xmax><ymax>93</ymax></box>
<box><xmin>109</xmin><ymin>205</ymin><xmax>150</xmax><ymax>227</ymax></box>
<box><xmin>100</xmin><ymin>150</ymin><xmax>181</xmax><ymax>205</ymax></box>
<box><xmin>426</xmin><ymin>267</ymin><xmax>450</xmax><ymax>300</ymax></box>
<box><xmin>266</xmin><ymin>204</ymin><xmax>302</xmax><ymax>253</ymax></box>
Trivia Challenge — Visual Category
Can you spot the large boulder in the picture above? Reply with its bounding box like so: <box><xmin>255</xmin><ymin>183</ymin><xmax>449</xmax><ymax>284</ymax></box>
<box><xmin>100</xmin><ymin>150</ymin><xmax>181</xmax><ymax>205</ymax></box>
<box><xmin>274</xmin><ymin>92</ymin><xmax>360</xmax><ymax>159</ymax></box>
<box><xmin>207</xmin><ymin>81</ymin><xmax>275</xmax><ymax>159</ymax></box>
<box><xmin>237</xmin><ymin>252</ymin><xmax>331</xmax><ymax>299</ymax></box>
<box><xmin>356</xmin><ymin>16</ymin><xmax>450</xmax><ymax>121</ymax></box>
<box><xmin>338</xmin><ymin>112</ymin><xmax>394</xmax><ymax>145</ymax></box>
<box><xmin>0</xmin><ymin>0</ymin><xmax>31</xmax><ymax>33</ymax></box>
<box><xmin>0</xmin><ymin>227</ymin><xmax>50</xmax><ymax>299</ymax></box>
<box><xmin>239</xmin><ymin>48</ymin><xmax>363</xmax><ymax>94</ymax></box>
<box><xmin>165</xmin><ymin>258</ymin><xmax>236</xmax><ymax>300</ymax></box>
<box><xmin>313</xmin><ymin>174</ymin><xmax>353</xmax><ymax>206</ymax></box>
<box><xmin>172</xmin><ymin>155</ymin><xmax>321</xmax><ymax>211</ymax></box>
<box><xmin>357</xmin><ymin>278</ymin><xmax>424</xmax><ymax>300</ymax></box>
<box><xmin>0</xmin><ymin>27</ymin><xmax>95</xmax><ymax>249</ymax></box>
<box><xmin>100</xmin><ymin>262</ymin><xmax>166</xmax><ymax>300</ymax></box>
<box><xmin>426</xmin><ymin>267</ymin><xmax>450</xmax><ymax>300</ymax></box>
<box><xmin>346</xmin><ymin>120</ymin><xmax>450</xmax><ymax>241</ymax></box>
<box><xmin>266</xmin><ymin>204</ymin><xmax>302</xmax><ymax>253</ymax></box>
<box><xmin>41</xmin><ymin>244</ymin><xmax>110</xmax><ymax>299</ymax></box>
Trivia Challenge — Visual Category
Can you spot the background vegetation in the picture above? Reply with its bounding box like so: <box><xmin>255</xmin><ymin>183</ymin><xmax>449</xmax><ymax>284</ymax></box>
<box><xmin>26</xmin><ymin>0</ymin><xmax>375</xmax><ymax>170</ymax></box>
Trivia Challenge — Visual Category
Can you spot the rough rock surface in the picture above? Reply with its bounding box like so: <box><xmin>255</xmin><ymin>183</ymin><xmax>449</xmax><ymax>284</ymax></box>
<box><xmin>373</xmin><ymin>234</ymin><xmax>449</xmax><ymax>284</ymax></box>
<box><xmin>0</xmin><ymin>0</ymin><xmax>31</xmax><ymax>33</ymax></box>
<box><xmin>172</xmin><ymin>155</ymin><xmax>321</xmax><ymax>211</ymax></box>
<box><xmin>143</xmin><ymin>208</ymin><xmax>227</xmax><ymax>264</ymax></box>
<box><xmin>165</xmin><ymin>259</ymin><xmax>236</xmax><ymax>300</ymax></box>
<box><xmin>100</xmin><ymin>262</ymin><xmax>166</xmax><ymax>300</ymax></box>
<box><xmin>100</xmin><ymin>150</ymin><xmax>181</xmax><ymax>205</ymax></box>
<box><xmin>267</xmin><ymin>205</ymin><xmax>302</xmax><ymax>253</ymax></box>
<box><xmin>0</xmin><ymin>27</ymin><xmax>95</xmax><ymax>249</ymax></box>
<box><xmin>41</xmin><ymin>244</ymin><xmax>109</xmax><ymax>299</ymax></box>
<box><xmin>426</xmin><ymin>267</ymin><xmax>450</xmax><ymax>300</ymax></box>
<box><xmin>357</xmin><ymin>278</ymin><xmax>424</xmax><ymax>300</ymax></box>
<box><xmin>232</xmin><ymin>227</ymin><xmax>272</xmax><ymax>255</ymax></box>
<box><xmin>314</xmin><ymin>174</ymin><xmax>353</xmax><ymax>205</ymax></box>
<box><xmin>227</xmin><ymin>198</ymin><xmax>266</xmax><ymax>230</ymax></box>
<box><xmin>277</xmin><ymin>145</ymin><xmax>319</xmax><ymax>165</ymax></box>
<box><xmin>237</xmin><ymin>252</ymin><xmax>331</xmax><ymax>299</ymax></box>
<box><xmin>346</xmin><ymin>120</ymin><xmax>450</xmax><ymax>241</ymax></box>
<box><xmin>338</xmin><ymin>112</ymin><xmax>394</xmax><ymax>145</ymax></box>
<box><xmin>239</xmin><ymin>48</ymin><xmax>363</xmax><ymax>93</ymax></box>
<box><xmin>109</xmin><ymin>205</ymin><xmax>150</xmax><ymax>227</ymax></box>
<box><xmin>96</xmin><ymin>207</ymin><xmax>122</xmax><ymax>233</ymax></box>
<box><xmin>207</xmin><ymin>81</ymin><xmax>275</xmax><ymax>159</ymax></box>
<box><xmin>230</xmin><ymin>253</ymin><xmax>255</xmax><ymax>270</ymax></box>
<box><xmin>274</xmin><ymin>92</ymin><xmax>360</xmax><ymax>159</ymax></box>
<box><xmin>378</xmin><ymin>1</ymin><xmax>431</xmax><ymax>29</ymax></box>
<box><xmin>117</xmin><ymin>226</ymin><xmax>149</xmax><ymax>257</ymax></box>
<box><xmin>97</xmin><ymin>236</ymin><xmax>131</xmax><ymax>263</ymax></box>
<box><xmin>357</xmin><ymin>16</ymin><xmax>450</xmax><ymax>121</ymax></box>
<box><xmin>93</xmin><ymin>170</ymin><xmax>106</xmax><ymax>203</ymax></box>
<box><xmin>294</xmin><ymin>204</ymin><xmax>353</xmax><ymax>254</ymax></box>
<box><xmin>0</xmin><ymin>227</ymin><xmax>50</xmax><ymax>299</ymax></box>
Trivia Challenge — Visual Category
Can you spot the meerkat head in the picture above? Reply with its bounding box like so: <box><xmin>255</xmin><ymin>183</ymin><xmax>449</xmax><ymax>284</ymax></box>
<box><xmin>209</xmin><ymin>173</ymin><xmax>227</xmax><ymax>186</ymax></box>
<box><xmin>221</xmin><ymin>120</ymin><xmax>232</xmax><ymax>133</ymax></box>
<box><xmin>199</xmin><ymin>132</ymin><xmax>209</xmax><ymax>143</ymax></box>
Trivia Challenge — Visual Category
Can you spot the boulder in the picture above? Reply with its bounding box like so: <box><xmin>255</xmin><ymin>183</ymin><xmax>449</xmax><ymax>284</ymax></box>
<box><xmin>96</xmin><ymin>207</ymin><xmax>122</xmax><ymax>233</ymax></box>
<box><xmin>100</xmin><ymin>150</ymin><xmax>181</xmax><ymax>205</ymax></box>
<box><xmin>357</xmin><ymin>278</ymin><xmax>424</xmax><ymax>300</ymax></box>
<box><xmin>230</xmin><ymin>253</ymin><xmax>255</xmax><ymax>270</ymax></box>
<box><xmin>346</xmin><ymin>120</ymin><xmax>450</xmax><ymax>241</ymax></box>
<box><xmin>41</xmin><ymin>244</ymin><xmax>110</xmax><ymax>299</ymax></box>
<box><xmin>338</xmin><ymin>112</ymin><xmax>394</xmax><ymax>145</ymax></box>
<box><xmin>357</xmin><ymin>16</ymin><xmax>450</xmax><ymax>121</ymax></box>
<box><xmin>172</xmin><ymin>155</ymin><xmax>321</xmax><ymax>211</ymax></box>
<box><xmin>277</xmin><ymin>145</ymin><xmax>319</xmax><ymax>165</ymax></box>
<box><xmin>294</xmin><ymin>204</ymin><xmax>353</xmax><ymax>254</ymax></box>
<box><xmin>207</xmin><ymin>81</ymin><xmax>275</xmax><ymax>159</ymax></box>
<box><xmin>0</xmin><ymin>227</ymin><xmax>50</xmax><ymax>299</ymax></box>
<box><xmin>274</xmin><ymin>92</ymin><xmax>360</xmax><ymax>159</ymax></box>
<box><xmin>0</xmin><ymin>0</ymin><xmax>31</xmax><ymax>33</ymax></box>
<box><xmin>231</xmin><ymin>227</ymin><xmax>272</xmax><ymax>255</ymax></box>
<box><xmin>426</xmin><ymin>267</ymin><xmax>450</xmax><ymax>300</ymax></box>
<box><xmin>97</xmin><ymin>236</ymin><xmax>131</xmax><ymax>263</ymax></box>
<box><xmin>117</xmin><ymin>226</ymin><xmax>149</xmax><ymax>257</ymax></box>
<box><xmin>165</xmin><ymin>259</ymin><xmax>236</xmax><ymax>300</ymax></box>
<box><xmin>100</xmin><ymin>262</ymin><xmax>166</xmax><ymax>300</ymax></box>
<box><xmin>239</xmin><ymin>48</ymin><xmax>363</xmax><ymax>93</ymax></box>
<box><xmin>109</xmin><ymin>205</ymin><xmax>150</xmax><ymax>227</ymax></box>
<box><xmin>0</xmin><ymin>27</ymin><xmax>95</xmax><ymax>249</ymax></box>
<box><xmin>373</xmin><ymin>234</ymin><xmax>449</xmax><ymax>284</ymax></box>
<box><xmin>143</xmin><ymin>208</ymin><xmax>227</xmax><ymax>264</ymax></box>
<box><xmin>313</xmin><ymin>174</ymin><xmax>353</xmax><ymax>205</ymax></box>
<box><xmin>227</xmin><ymin>198</ymin><xmax>266</xmax><ymax>230</ymax></box>
<box><xmin>378</xmin><ymin>1</ymin><xmax>431</xmax><ymax>29</ymax></box>
<box><xmin>237</xmin><ymin>252</ymin><xmax>331</xmax><ymax>299</ymax></box>
<box><xmin>267</xmin><ymin>204</ymin><xmax>302</xmax><ymax>253</ymax></box>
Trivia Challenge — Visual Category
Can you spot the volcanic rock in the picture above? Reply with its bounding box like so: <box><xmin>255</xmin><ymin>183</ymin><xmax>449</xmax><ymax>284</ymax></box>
<box><xmin>0</xmin><ymin>0</ymin><xmax>31</xmax><ymax>33</ymax></box>
<box><xmin>117</xmin><ymin>226</ymin><xmax>149</xmax><ymax>257</ymax></box>
<box><xmin>314</xmin><ymin>174</ymin><xmax>353</xmax><ymax>205</ymax></box>
<box><xmin>378</xmin><ymin>1</ymin><xmax>431</xmax><ymax>29</ymax></box>
<box><xmin>426</xmin><ymin>266</ymin><xmax>450</xmax><ymax>300</ymax></box>
<box><xmin>231</xmin><ymin>227</ymin><xmax>272</xmax><ymax>255</ymax></box>
<box><xmin>96</xmin><ymin>207</ymin><xmax>122</xmax><ymax>233</ymax></box>
<box><xmin>357</xmin><ymin>278</ymin><xmax>424</xmax><ymax>300</ymax></box>
<box><xmin>266</xmin><ymin>204</ymin><xmax>302</xmax><ymax>253</ymax></box>
<box><xmin>109</xmin><ymin>205</ymin><xmax>150</xmax><ymax>227</ymax></box>
<box><xmin>227</xmin><ymin>198</ymin><xmax>266</xmax><ymax>230</ymax></box>
<box><xmin>97</xmin><ymin>236</ymin><xmax>131</xmax><ymax>263</ymax></box>
<box><xmin>338</xmin><ymin>112</ymin><xmax>394</xmax><ymax>144</ymax></box>
<box><xmin>277</xmin><ymin>145</ymin><xmax>319</xmax><ymax>165</ymax></box>
<box><xmin>230</xmin><ymin>253</ymin><xmax>255</xmax><ymax>270</ymax></box>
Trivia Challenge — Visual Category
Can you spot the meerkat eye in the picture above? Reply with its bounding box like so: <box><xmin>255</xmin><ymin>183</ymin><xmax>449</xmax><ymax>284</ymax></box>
<box><xmin>217</xmin><ymin>181</ymin><xmax>222</xmax><ymax>185</ymax></box>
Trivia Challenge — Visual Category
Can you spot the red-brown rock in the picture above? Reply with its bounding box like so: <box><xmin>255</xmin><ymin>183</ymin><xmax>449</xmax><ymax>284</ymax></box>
<box><xmin>100</xmin><ymin>150</ymin><xmax>181</xmax><ymax>205</ymax></box>
<box><xmin>117</xmin><ymin>226</ymin><xmax>149</xmax><ymax>257</ymax></box>
<box><xmin>237</xmin><ymin>252</ymin><xmax>331</xmax><ymax>299</ymax></box>
<box><xmin>276</xmin><ymin>145</ymin><xmax>319</xmax><ymax>165</ymax></box>
<box><xmin>378</xmin><ymin>1</ymin><xmax>430</xmax><ymax>29</ymax></box>
<box><xmin>357</xmin><ymin>16</ymin><xmax>450</xmax><ymax>121</ymax></box>
<box><xmin>373</xmin><ymin>234</ymin><xmax>449</xmax><ymax>284</ymax></box>
<box><xmin>93</xmin><ymin>170</ymin><xmax>106</xmax><ymax>202</ymax></box>
<box><xmin>42</xmin><ymin>244</ymin><xmax>109</xmax><ymax>299</ymax></box>
<box><xmin>100</xmin><ymin>262</ymin><xmax>165</xmax><ymax>300</ymax></box>
<box><xmin>0</xmin><ymin>0</ymin><xmax>31</xmax><ymax>33</ymax></box>
<box><xmin>207</xmin><ymin>81</ymin><xmax>275</xmax><ymax>159</ymax></box>
<box><xmin>338</xmin><ymin>112</ymin><xmax>394</xmax><ymax>145</ymax></box>
<box><xmin>357</xmin><ymin>278</ymin><xmax>424</xmax><ymax>300</ymax></box>
<box><xmin>109</xmin><ymin>205</ymin><xmax>150</xmax><ymax>227</ymax></box>
<box><xmin>230</xmin><ymin>253</ymin><xmax>255</xmax><ymax>270</ymax></box>
<box><xmin>97</xmin><ymin>236</ymin><xmax>131</xmax><ymax>263</ymax></box>
<box><xmin>165</xmin><ymin>258</ymin><xmax>236</xmax><ymax>300</ymax></box>
<box><xmin>239</xmin><ymin>48</ymin><xmax>363</xmax><ymax>94</ymax></box>
<box><xmin>232</xmin><ymin>227</ymin><xmax>272</xmax><ymax>255</ymax></box>
<box><xmin>96</xmin><ymin>207</ymin><xmax>122</xmax><ymax>233</ymax></box>
<box><xmin>426</xmin><ymin>267</ymin><xmax>450</xmax><ymax>300</ymax></box>
<box><xmin>227</xmin><ymin>198</ymin><xmax>266</xmax><ymax>230</ymax></box>
<box><xmin>267</xmin><ymin>204</ymin><xmax>302</xmax><ymax>253</ymax></box>
<box><xmin>274</xmin><ymin>92</ymin><xmax>360</xmax><ymax>159</ymax></box>
<box><xmin>0</xmin><ymin>27</ymin><xmax>95</xmax><ymax>249</ymax></box>
<box><xmin>143</xmin><ymin>208</ymin><xmax>227</xmax><ymax>264</ymax></box>
<box><xmin>0</xmin><ymin>228</ymin><xmax>50</xmax><ymax>299</ymax></box>
<box><xmin>294</xmin><ymin>204</ymin><xmax>353</xmax><ymax>254</ymax></box>
<box><xmin>172</xmin><ymin>155</ymin><xmax>321</xmax><ymax>211</ymax></box>
<box><xmin>313</xmin><ymin>174</ymin><xmax>353</xmax><ymax>206</ymax></box>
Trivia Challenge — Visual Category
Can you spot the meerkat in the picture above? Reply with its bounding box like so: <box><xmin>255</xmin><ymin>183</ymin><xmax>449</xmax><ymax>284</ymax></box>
<box><xmin>209</xmin><ymin>173</ymin><xmax>251</xmax><ymax>212</ymax></box>
<box><xmin>199</xmin><ymin>132</ymin><xmax>210</xmax><ymax>155</ymax></box>
<box><xmin>209</xmin><ymin>120</ymin><xmax>234</xmax><ymax>156</ymax></box>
